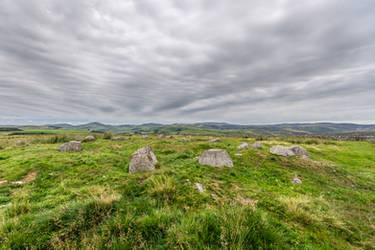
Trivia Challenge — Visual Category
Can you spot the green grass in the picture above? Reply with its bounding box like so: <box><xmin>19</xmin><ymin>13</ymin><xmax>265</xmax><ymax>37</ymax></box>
<box><xmin>0</xmin><ymin>134</ymin><xmax>374</xmax><ymax>249</ymax></box>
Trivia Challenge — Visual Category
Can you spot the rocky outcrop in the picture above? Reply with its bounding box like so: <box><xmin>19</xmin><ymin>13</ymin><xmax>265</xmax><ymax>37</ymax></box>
<box><xmin>270</xmin><ymin>145</ymin><xmax>309</xmax><ymax>157</ymax></box>
<box><xmin>198</xmin><ymin>149</ymin><xmax>233</xmax><ymax>167</ymax></box>
<box><xmin>129</xmin><ymin>146</ymin><xmax>158</xmax><ymax>173</ymax></box>
<box><xmin>59</xmin><ymin>141</ymin><xmax>83</xmax><ymax>152</ymax></box>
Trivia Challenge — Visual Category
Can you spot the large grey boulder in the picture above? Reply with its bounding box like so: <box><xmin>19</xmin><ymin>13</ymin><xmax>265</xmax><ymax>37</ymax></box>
<box><xmin>84</xmin><ymin>135</ymin><xmax>96</xmax><ymax>142</ymax></box>
<box><xmin>251</xmin><ymin>142</ymin><xmax>263</xmax><ymax>149</ymax></box>
<box><xmin>198</xmin><ymin>149</ymin><xmax>233</xmax><ymax>167</ymax></box>
<box><xmin>112</xmin><ymin>136</ymin><xmax>125</xmax><ymax>141</ymax></box>
<box><xmin>209</xmin><ymin>138</ymin><xmax>222</xmax><ymax>143</ymax></box>
<box><xmin>158</xmin><ymin>134</ymin><xmax>165</xmax><ymax>139</ymax></box>
<box><xmin>129</xmin><ymin>146</ymin><xmax>158</xmax><ymax>173</ymax></box>
<box><xmin>141</xmin><ymin>135</ymin><xmax>150</xmax><ymax>139</ymax></box>
<box><xmin>237</xmin><ymin>142</ymin><xmax>248</xmax><ymax>150</ymax></box>
<box><xmin>270</xmin><ymin>145</ymin><xmax>309</xmax><ymax>157</ymax></box>
<box><xmin>59</xmin><ymin>141</ymin><xmax>83</xmax><ymax>152</ymax></box>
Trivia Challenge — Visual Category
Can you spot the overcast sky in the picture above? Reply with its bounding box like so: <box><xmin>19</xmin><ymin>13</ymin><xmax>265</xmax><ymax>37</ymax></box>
<box><xmin>1</xmin><ymin>0</ymin><xmax>375</xmax><ymax>125</ymax></box>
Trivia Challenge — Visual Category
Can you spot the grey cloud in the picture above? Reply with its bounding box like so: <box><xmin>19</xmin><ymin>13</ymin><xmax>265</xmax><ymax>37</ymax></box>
<box><xmin>0</xmin><ymin>0</ymin><xmax>375</xmax><ymax>124</ymax></box>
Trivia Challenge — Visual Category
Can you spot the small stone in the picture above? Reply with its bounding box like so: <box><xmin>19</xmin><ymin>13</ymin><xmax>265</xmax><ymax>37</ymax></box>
<box><xmin>209</xmin><ymin>138</ymin><xmax>222</xmax><ymax>143</ymax></box>
<box><xmin>10</xmin><ymin>181</ymin><xmax>24</xmax><ymax>185</ymax></box>
<box><xmin>237</xmin><ymin>142</ymin><xmax>248</xmax><ymax>150</ymax></box>
<box><xmin>158</xmin><ymin>134</ymin><xmax>165</xmax><ymax>138</ymax></box>
<box><xmin>181</xmin><ymin>138</ymin><xmax>190</xmax><ymax>142</ymax></box>
<box><xmin>291</xmin><ymin>177</ymin><xmax>302</xmax><ymax>184</ymax></box>
<box><xmin>251</xmin><ymin>142</ymin><xmax>263</xmax><ymax>149</ymax></box>
<box><xmin>195</xmin><ymin>183</ymin><xmax>204</xmax><ymax>192</ymax></box>
<box><xmin>141</xmin><ymin>135</ymin><xmax>150</xmax><ymax>139</ymax></box>
<box><xmin>211</xmin><ymin>194</ymin><xmax>218</xmax><ymax>200</ymax></box>
<box><xmin>234</xmin><ymin>153</ymin><xmax>243</xmax><ymax>157</ymax></box>
<box><xmin>84</xmin><ymin>135</ymin><xmax>96</xmax><ymax>142</ymax></box>
<box><xmin>112</xmin><ymin>136</ymin><xmax>125</xmax><ymax>141</ymax></box>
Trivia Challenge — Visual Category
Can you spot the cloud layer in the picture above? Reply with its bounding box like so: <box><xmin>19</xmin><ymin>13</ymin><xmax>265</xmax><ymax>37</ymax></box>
<box><xmin>1</xmin><ymin>0</ymin><xmax>375</xmax><ymax>124</ymax></box>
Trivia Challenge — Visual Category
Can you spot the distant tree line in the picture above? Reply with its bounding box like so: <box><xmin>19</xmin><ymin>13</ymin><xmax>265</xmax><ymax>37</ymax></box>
<box><xmin>0</xmin><ymin>127</ymin><xmax>22</xmax><ymax>131</ymax></box>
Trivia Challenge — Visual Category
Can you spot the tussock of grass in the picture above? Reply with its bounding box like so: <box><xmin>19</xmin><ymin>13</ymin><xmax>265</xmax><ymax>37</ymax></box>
<box><xmin>145</xmin><ymin>175</ymin><xmax>176</xmax><ymax>203</ymax></box>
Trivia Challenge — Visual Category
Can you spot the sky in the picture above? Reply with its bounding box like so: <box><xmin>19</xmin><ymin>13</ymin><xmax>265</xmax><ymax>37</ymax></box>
<box><xmin>1</xmin><ymin>0</ymin><xmax>375</xmax><ymax>125</ymax></box>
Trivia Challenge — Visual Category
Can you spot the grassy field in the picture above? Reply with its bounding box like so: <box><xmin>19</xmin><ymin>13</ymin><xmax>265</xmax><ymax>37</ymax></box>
<box><xmin>0</xmin><ymin>133</ymin><xmax>374</xmax><ymax>249</ymax></box>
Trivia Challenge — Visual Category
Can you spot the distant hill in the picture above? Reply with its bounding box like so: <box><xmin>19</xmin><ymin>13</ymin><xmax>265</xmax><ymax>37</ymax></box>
<box><xmin>2</xmin><ymin>122</ymin><xmax>375</xmax><ymax>136</ymax></box>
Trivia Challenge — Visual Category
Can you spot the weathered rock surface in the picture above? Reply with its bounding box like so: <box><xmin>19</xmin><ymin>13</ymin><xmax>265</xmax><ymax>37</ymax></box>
<box><xmin>209</xmin><ymin>138</ymin><xmax>222</xmax><ymax>143</ymax></box>
<box><xmin>168</xmin><ymin>135</ymin><xmax>175</xmax><ymax>139</ymax></box>
<box><xmin>129</xmin><ymin>146</ymin><xmax>158</xmax><ymax>173</ymax></box>
<box><xmin>270</xmin><ymin>145</ymin><xmax>309</xmax><ymax>157</ymax></box>
<box><xmin>141</xmin><ymin>135</ymin><xmax>150</xmax><ymax>139</ymax></box>
<box><xmin>198</xmin><ymin>149</ymin><xmax>233</xmax><ymax>167</ymax></box>
<box><xmin>112</xmin><ymin>136</ymin><xmax>125</xmax><ymax>141</ymax></box>
<box><xmin>84</xmin><ymin>135</ymin><xmax>96</xmax><ymax>142</ymax></box>
<box><xmin>237</xmin><ymin>142</ymin><xmax>248</xmax><ymax>150</ymax></box>
<box><xmin>181</xmin><ymin>138</ymin><xmax>190</xmax><ymax>142</ymax></box>
<box><xmin>59</xmin><ymin>141</ymin><xmax>83</xmax><ymax>152</ymax></box>
<box><xmin>158</xmin><ymin>134</ymin><xmax>165</xmax><ymax>138</ymax></box>
<box><xmin>251</xmin><ymin>141</ymin><xmax>263</xmax><ymax>149</ymax></box>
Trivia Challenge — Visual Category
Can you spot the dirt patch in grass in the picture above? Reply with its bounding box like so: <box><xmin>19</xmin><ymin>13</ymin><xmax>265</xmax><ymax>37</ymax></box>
<box><xmin>23</xmin><ymin>172</ymin><xmax>37</xmax><ymax>183</ymax></box>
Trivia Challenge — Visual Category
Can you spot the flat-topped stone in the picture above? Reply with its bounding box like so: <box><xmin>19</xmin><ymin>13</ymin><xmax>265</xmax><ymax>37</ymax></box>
<box><xmin>198</xmin><ymin>149</ymin><xmax>233</xmax><ymax>167</ymax></box>
<box><xmin>270</xmin><ymin>145</ymin><xmax>309</xmax><ymax>157</ymax></box>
